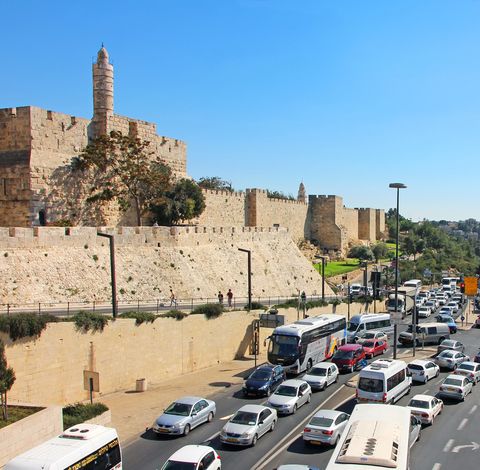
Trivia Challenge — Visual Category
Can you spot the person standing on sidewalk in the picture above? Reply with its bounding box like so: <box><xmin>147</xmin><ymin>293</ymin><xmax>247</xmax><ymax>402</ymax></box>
<box><xmin>218</xmin><ymin>291</ymin><xmax>224</xmax><ymax>305</ymax></box>
<box><xmin>169</xmin><ymin>289</ymin><xmax>177</xmax><ymax>307</ymax></box>
<box><xmin>227</xmin><ymin>289</ymin><xmax>233</xmax><ymax>308</ymax></box>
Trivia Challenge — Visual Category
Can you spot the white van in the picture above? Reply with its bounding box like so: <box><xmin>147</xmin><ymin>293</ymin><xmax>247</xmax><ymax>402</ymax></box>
<box><xmin>5</xmin><ymin>423</ymin><xmax>122</xmax><ymax>470</ymax></box>
<box><xmin>403</xmin><ymin>279</ymin><xmax>422</xmax><ymax>293</ymax></box>
<box><xmin>356</xmin><ymin>359</ymin><xmax>412</xmax><ymax>404</ymax></box>
<box><xmin>347</xmin><ymin>313</ymin><xmax>393</xmax><ymax>343</ymax></box>
<box><xmin>326</xmin><ymin>404</ymin><xmax>415</xmax><ymax>470</ymax></box>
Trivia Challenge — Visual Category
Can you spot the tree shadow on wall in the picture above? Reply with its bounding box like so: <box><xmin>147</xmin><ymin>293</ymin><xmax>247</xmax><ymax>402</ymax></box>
<box><xmin>234</xmin><ymin>323</ymin><xmax>253</xmax><ymax>360</ymax></box>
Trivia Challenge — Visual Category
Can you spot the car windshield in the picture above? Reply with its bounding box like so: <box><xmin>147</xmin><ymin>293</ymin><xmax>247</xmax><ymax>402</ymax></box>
<box><xmin>347</xmin><ymin>322</ymin><xmax>359</xmax><ymax>332</ymax></box>
<box><xmin>458</xmin><ymin>364</ymin><xmax>474</xmax><ymax>371</ymax></box>
<box><xmin>309</xmin><ymin>416</ymin><xmax>334</xmax><ymax>427</ymax></box>
<box><xmin>333</xmin><ymin>350</ymin><xmax>354</xmax><ymax>359</ymax></box>
<box><xmin>409</xmin><ymin>399</ymin><xmax>429</xmax><ymax>409</ymax></box>
<box><xmin>363</xmin><ymin>341</ymin><xmax>375</xmax><ymax>348</ymax></box>
<box><xmin>162</xmin><ymin>462</ymin><xmax>197</xmax><ymax>470</ymax></box>
<box><xmin>358</xmin><ymin>377</ymin><xmax>383</xmax><ymax>393</ymax></box>
<box><xmin>275</xmin><ymin>385</ymin><xmax>298</xmax><ymax>397</ymax></box>
<box><xmin>443</xmin><ymin>378</ymin><xmax>463</xmax><ymax>386</ymax></box>
<box><xmin>309</xmin><ymin>367</ymin><xmax>327</xmax><ymax>377</ymax></box>
<box><xmin>230</xmin><ymin>411</ymin><xmax>258</xmax><ymax>425</ymax></box>
<box><xmin>250</xmin><ymin>369</ymin><xmax>272</xmax><ymax>381</ymax></box>
<box><xmin>164</xmin><ymin>402</ymin><xmax>192</xmax><ymax>416</ymax></box>
<box><xmin>362</xmin><ymin>333</ymin><xmax>375</xmax><ymax>339</ymax></box>
<box><xmin>439</xmin><ymin>351</ymin><xmax>454</xmax><ymax>358</ymax></box>
<box><xmin>441</xmin><ymin>341</ymin><xmax>455</xmax><ymax>347</ymax></box>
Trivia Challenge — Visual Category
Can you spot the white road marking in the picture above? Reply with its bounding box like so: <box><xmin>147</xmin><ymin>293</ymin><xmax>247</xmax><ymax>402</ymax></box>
<box><xmin>435</xmin><ymin>379</ymin><xmax>443</xmax><ymax>384</ymax></box>
<box><xmin>443</xmin><ymin>439</ymin><xmax>454</xmax><ymax>452</ymax></box>
<box><xmin>432</xmin><ymin>463</ymin><xmax>442</xmax><ymax>470</ymax></box>
<box><xmin>424</xmin><ymin>389</ymin><xmax>430</xmax><ymax>394</ymax></box>
<box><xmin>204</xmin><ymin>430</ymin><xmax>221</xmax><ymax>442</ymax></box>
<box><xmin>219</xmin><ymin>414</ymin><xmax>233</xmax><ymax>421</ymax></box>
<box><xmin>469</xmin><ymin>405</ymin><xmax>478</xmax><ymax>415</ymax></box>
<box><xmin>457</xmin><ymin>418</ymin><xmax>468</xmax><ymax>431</ymax></box>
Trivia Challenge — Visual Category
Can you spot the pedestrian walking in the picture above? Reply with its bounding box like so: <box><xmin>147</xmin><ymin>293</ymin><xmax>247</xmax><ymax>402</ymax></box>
<box><xmin>300</xmin><ymin>291</ymin><xmax>307</xmax><ymax>304</ymax></box>
<box><xmin>218</xmin><ymin>291</ymin><xmax>224</xmax><ymax>305</ymax></box>
<box><xmin>227</xmin><ymin>289</ymin><xmax>233</xmax><ymax>308</ymax></box>
<box><xmin>169</xmin><ymin>289</ymin><xmax>177</xmax><ymax>307</ymax></box>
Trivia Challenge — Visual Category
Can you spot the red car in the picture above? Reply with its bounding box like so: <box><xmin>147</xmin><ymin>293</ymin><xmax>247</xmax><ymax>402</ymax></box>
<box><xmin>331</xmin><ymin>344</ymin><xmax>366</xmax><ymax>373</ymax></box>
<box><xmin>362</xmin><ymin>339</ymin><xmax>388</xmax><ymax>358</ymax></box>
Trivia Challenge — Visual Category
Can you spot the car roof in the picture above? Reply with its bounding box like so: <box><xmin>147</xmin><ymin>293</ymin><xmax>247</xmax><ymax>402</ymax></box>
<box><xmin>312</xmin><ymin>362</ymin><xmax>333</xmax><ymax>368</ymax></box>
<box><xmin>339</xmin><ymin>344</ymin><xmax>363</xmax><ymax>351</ymax></box>
<box><xmin>256</xmin><ymin>364</ymin><xmax>277</xmax><ymax>371</ymax></box>
<box><xmin>311</xmin><ymin>409</ymin><xmax>344</xmax><ymax>420</ymax></box>
<box><xmin>410</xmin><ymin>394</ymin><xmax>435</xmax><ymax>401</ymax></box>
<box><xmin>458</xmin><ymin>361</ymin><xmax>478</xmax><ymax>367</ymax></box>
<box><xmin>445</xmin><ymin>374</ymin><xmax>465</xmax><ymax>381</ymax></box>
<box><xmin>237</xmin><ymin>404</ymin><xmax>270</xmax><ymax>413</ymax></box>
<box><xmin>174</xmin><ymin>396</ymin><xmax>205</xmax><ymax>405</ymax></box>
<box><xmin>282</xmin><ymin>379</ymin><xmax>307</xmax><ymax>387</ymax></box>
<box><xmin>408</xmin><ymin>359</ymin><xmax>432</xmax><ymax>366</ymax></box>
<box><xmin>168</xmin><ymin>445</ymin><xmax>214</xmax><ymax>462</ymax></box>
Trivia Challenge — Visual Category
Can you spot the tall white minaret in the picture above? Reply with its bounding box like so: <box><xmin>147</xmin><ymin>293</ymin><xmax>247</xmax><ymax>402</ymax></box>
<box><xmin>92</xmin><ymin>45</ymin><xmax>114</xmax><ymax>137</ymax></box>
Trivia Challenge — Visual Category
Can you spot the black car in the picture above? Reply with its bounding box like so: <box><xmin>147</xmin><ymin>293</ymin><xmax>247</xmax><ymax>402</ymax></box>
<box><xmin>242</xmin><ymin>364</ymin><xmax>285</xmax><ymax>397</ymax></box>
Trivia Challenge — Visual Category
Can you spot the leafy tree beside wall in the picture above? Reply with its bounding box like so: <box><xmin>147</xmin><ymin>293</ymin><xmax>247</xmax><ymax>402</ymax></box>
<box><xmin>0</xmin><ymin>340</ymin><xmax>15</xmax><ymax>420</ymax></box>
<box><xmin>197</xmin><ymin>176</ymin><xmax>233</xmax><ymax>192</ymax></box>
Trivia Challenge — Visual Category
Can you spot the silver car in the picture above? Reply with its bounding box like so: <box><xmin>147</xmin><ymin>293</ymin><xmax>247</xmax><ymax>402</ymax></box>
<box><xmin>437</xmin><ymin>339</ymin><xmax>464</xmax><ymax>354</ymax></box>
<box><xmin>267</xmin><ymin>379</ymin><xmax>312</xmax><ymax>414</ymax></box>
<box><xmin>220</xmin><ymin>404</ymin><xmax>277</xmax><ymax>446</ymax></box>
<box><xmin>355</xmin><ymin>330</ymin><xmax>388</xmax><ymax>344</ymax></box>
<box><xmin>435</xmin><ymin>350</ymin><xmax>470</xmax><ymax>370</ymax></box>
<box><xmin>439</xmin><ymin>374</ymin><xmax>474</xmax><ymax>401</ymax></box>
<box><xmin>302</xmin><ymin>409</ymin><xmax>350</xmax><ymax>446</ymax></box>
<box><xmin>454</xmin><ymin>361</ymin><xmax>480</xmax><ymax>384</ymax></box>
<box><xmin>152</xmin><ymin>396</ymin><xmax>216</xmax><ymax>436</ymax></box>
<box><xmin>302</xmin><ymin>362</ymin><xmax>338</xmax><ymax>391</ymax></box>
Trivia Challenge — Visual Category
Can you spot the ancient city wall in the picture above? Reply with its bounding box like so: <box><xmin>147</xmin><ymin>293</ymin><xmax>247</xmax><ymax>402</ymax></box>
<box><xmin>358</xmin><ymin>208</ymin><xmax>376</xmax><ymax>241</ymax></box>
<box><xmin>194</xmin><ymin>189</ymin><xmax>246</xmax><ymax>226</ymax></box>
<box><xmin>246</xmin><ymin>189</ymin><xmax>308</xmax><ymax>242</ymax></box>
<box><xmin>308</xmin><ymin>195</ymin><xmax>345</xmax><ymax>251</ymax></box>
<box><xmin>343</xmin><ymin>207</ymin><xmax>359</xmax><ymax>241</ymax></box>
<box><xmin>376</xmin><ymin>209</ymin><xmax>386</xmax><ymax>239</ymax></box>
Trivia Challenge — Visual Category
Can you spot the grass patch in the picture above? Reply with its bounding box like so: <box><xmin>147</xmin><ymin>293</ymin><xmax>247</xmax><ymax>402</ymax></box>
<box><xmin>63</xmin><ymin>403</ymin><xmax>109</xmax><ymax>430</ymax></box>
<box><xmin>314</xmin><ymin>259</ymin><xmax>361</xmax><ymax>278</ymax></box>
<box><xmin>119</xmin><ymin>311</ymin><xmax>156</xmax><ymax>325</ymax></box>
<box><xmin>0</xmin><ymin>406</ymin><xmax>43</xmax><ymax>429</ymax></box>
<box><xmin>191</xmin><ymin>303</ymin><xmax>224</xmax><ymax>319</ymax></box>
<box><xmin>159</xmin><ymin>310</ymin><xmax>188</xmax><ymax>321</ymax></box>
<box><xmin>73</xmin><ymin>311</ymin><xmax>109</xmax><ymax>332</ymax></box>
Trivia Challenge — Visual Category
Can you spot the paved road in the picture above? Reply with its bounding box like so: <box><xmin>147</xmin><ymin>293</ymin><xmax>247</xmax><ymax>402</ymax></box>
<box><xmin>122</xmin><ymin>300</ymin><xmax>478</xmax><ymax>470</ymax></box>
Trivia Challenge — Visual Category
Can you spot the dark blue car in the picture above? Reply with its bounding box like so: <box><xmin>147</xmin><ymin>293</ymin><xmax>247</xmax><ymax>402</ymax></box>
<box><xmin>242</xmin><ymin>364</ymin><xmax>285</xmax><ymax>397</ymax></box>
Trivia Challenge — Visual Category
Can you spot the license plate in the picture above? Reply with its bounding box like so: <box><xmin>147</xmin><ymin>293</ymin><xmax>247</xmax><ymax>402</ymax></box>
<box><xmin>226</xmin><ymin>438</ymin><xmax>238</xmax><ymax>443</ymax></box>
<box><xmin>158</xmin><ymin>429</ymin><xmax>169</xmax><ymax>433</ymax></box>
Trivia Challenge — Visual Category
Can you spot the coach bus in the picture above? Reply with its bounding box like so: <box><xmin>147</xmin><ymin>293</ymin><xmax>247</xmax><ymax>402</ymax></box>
<box><xmin>266</xmin><ymin>314</ymin><xmax>347</xmax><ymax>374</ymax></box>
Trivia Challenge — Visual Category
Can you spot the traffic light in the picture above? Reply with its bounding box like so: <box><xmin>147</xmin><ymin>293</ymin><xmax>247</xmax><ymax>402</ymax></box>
<box><xmin>460</xmin><ymin>282</ymin><xmax>465</xmax><ymax>293</ymax></box>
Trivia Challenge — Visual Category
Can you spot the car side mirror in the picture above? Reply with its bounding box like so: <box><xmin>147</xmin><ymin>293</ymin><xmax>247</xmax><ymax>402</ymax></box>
<box><xmin>259</xmin><ymin>420</ymin><xmax>264</xmax><ymax>425</ymax></box>
<box><xmin>406</xmin><ymin>370</ymin><xmax>412</xmax><ymax>377</ymax></box>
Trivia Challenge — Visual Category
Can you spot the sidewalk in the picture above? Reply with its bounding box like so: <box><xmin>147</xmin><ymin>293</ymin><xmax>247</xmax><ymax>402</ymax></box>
<box><xmin>99</xmin><ymin>353</ymin><xmax>266</xmax><ymax>446</ymax></box>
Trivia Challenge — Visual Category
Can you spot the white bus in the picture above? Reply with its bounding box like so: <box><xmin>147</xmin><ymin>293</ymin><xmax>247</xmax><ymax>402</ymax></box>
<box><xmin>267</xmin><ymin>314</ymin><xmax>346</xmax><ymax>374</ymax></box>
<box><xmin>356</xmin><ymin>359</ymin><xmax>411</xmax><ymax>404</ymax></box>
<box><xmin>326</xmin><ymin>404</ymin><xmax>411</xmax><ymax>470</ymax></box>
<box><xmin>5</xmin><ymin>424</ymin><xmax>122</xmax><ymax>470</ymax></box>
<box><xmin>402</xmin><ymin>279</ymin><xmax>422</xmax><ymax>293</ymax></box>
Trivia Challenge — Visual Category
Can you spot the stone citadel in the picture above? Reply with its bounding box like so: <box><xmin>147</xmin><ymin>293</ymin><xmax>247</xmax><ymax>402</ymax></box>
<box><xmin>0</xmin><ymin>46</ymin><xmax>385</xmax><ymax>252</ymax></box>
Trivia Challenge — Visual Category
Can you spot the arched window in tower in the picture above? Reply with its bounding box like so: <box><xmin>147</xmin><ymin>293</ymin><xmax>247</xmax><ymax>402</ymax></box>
<box><xmin>38</xmin><ymin>210</ymin><xmax>46</xmax><ymax>226</ymax></box>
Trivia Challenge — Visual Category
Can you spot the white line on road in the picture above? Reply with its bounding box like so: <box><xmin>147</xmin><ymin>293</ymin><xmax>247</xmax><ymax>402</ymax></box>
<box><xmin>457</xmin><ymin>418</ymin><xmax>468</xmax><ymax>431</ymax></box>
<box><xmin>432</xmin><ymin>463</ymin><xmax>442</xmax><ymax>470</ymax></box>
<box><xmin>443</xmin><ymin>439</ymin><xmax>454</xmax><ymax>452</ymax></box>
<box><xmin>435</xmin><ymin>379</ymin><xmax>443</xmax><ymax>384</ymax></box>
<box><xmin>424</xmin><ymin>389</ymin><xmax>430</xmax><ymax>394</ymax></box>
<box><xmin>253</xmin><ymin>385</ymin><xmax>353</xmax><ymax>470</ymax></box>
<box><xmin>469</xmin><ymin>405</ymin><xmax>478</xmax><ymax>415</ymax></box>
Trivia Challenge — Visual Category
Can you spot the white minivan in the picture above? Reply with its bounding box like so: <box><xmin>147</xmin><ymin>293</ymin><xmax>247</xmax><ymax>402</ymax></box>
<box><xmin>356</xmin><ymin>359</ymin><xmax>412</xmax><ymax>404</ymax></box>
<box><xmin>347</xmin><ymin>313</ymin><xmax>393</xmax><ymax>343</ymax></box>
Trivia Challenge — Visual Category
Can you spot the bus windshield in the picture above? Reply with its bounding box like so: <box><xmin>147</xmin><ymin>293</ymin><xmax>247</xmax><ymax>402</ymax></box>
<box><xmin>347</xmin><ymin>322</ymin><xmax>359</xmax><ymax>332</ymax></box>
<box><xmin>268</xmin><ymin>335</ymin><xmax>299</xmax><ymax>361</ymax></box>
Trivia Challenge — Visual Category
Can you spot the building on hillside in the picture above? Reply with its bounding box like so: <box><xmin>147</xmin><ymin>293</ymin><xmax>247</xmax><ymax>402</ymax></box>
<box><xmin>0</xmin><ymin>46</ymin><xmax>386</xmax><ymax>253</ymax></box>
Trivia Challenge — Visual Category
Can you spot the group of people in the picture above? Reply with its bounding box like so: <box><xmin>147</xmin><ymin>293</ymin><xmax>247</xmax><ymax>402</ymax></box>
<box><xmin>168</xmin><ymin>288</ymin><xmax>235</xmax><ymax>308</ymax></box>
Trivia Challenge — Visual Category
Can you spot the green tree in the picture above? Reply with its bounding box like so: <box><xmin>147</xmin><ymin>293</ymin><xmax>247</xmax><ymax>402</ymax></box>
<box><xmin>74</xmin><ymin>131</ymin><xmax>172</xmax><ymax>226</ymax></box>
<box><xmin>348</xmin><ymin>245</ymin><xmax>374</xmax><ymax>262</ymax></box>
<box><xmin>266</xmin><ymin>190</ymin><xmax>295</xmax><ymax>201</ymax></box>
<box><xmin>151</xmin><ymin>178</ymin><xmax>206</xmax><ymax>225</ymax></box>
<box><xmin>0</xmin><ymin>340</ymin><xmax>15</xmax><ymax>420</ymax></box>
<box><xmin>197</xmin><ymin>176</ymin><xmax>233</xmax><ymax>192</ymax></box>
<box><xmin>372</xmin><ymin>242</ymin><xmax>388</xmax><ymax>262</ymax></box>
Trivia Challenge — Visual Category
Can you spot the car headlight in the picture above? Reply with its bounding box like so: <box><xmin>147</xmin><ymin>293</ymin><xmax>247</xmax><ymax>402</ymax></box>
<box><xmin>259</xmin><ymin>384</ymin><xmax>268</xmax><ymax>389</ymax></box>
<box><xmin>241</xmin><ymin>430</ymin><xmax>254</xmax><ymax>438</ymax></box>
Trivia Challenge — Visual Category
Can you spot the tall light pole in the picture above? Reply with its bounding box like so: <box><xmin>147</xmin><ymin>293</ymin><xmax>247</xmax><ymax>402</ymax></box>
<box><xmin>238</xmin><ymin>248</ymin><xmax>252</xmax><ymax>310</ymax></box>
<box><xmin>389</xmin><ymin>182</ymin><xmax>407</xmax><ymax>359</ymax></box>
<box><xmin>318</xmin><ymin>256</ymin><xmax>326</xmax><ymax>301</ymax></box>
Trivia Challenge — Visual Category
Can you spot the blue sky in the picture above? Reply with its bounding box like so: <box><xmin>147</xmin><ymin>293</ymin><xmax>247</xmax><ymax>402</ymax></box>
<box><xmin>2</xmin><ymin>0</ymin><xmax>480</xmax><ymax>221</ymax></box>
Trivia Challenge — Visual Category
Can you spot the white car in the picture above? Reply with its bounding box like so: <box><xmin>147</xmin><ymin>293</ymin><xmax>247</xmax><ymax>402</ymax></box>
<box><xmin>355</xmin><ymin>330</ymin><xmax>388</xmax><ymax>344</ymax></box>
<box><xmin>407</xmin><ymin>359</ymin><xmax>440</xmax><ymax>383</ymax></box>
<box><xmin>409</xmin><ymin>414</ymin><xmax>422</xmax><ymax>448</ymax></box>
<box><xmin>407</xmin><ymin>394</ymin><xmax>443</xmax><ymax>425</ymax></box>
<box><xmin>454</xmin><ymin>361</ymin><xmax>480</xmax><ymax>384</ymax></box>
<box><xmin>446</xmin><ymin>301</ymin><xmax>459</xmax><ymax>314</ymax></box>
<box><xmin>220</xmin><ymin>405</ymin><xmax>277</xmax><ymax>446</ymax></box>
<box><xmin>417</xmin><ymin>306</ymin><xmax>431</xmax><ymax>318</ymax></box>
<box><xmin>438</xmin><ymin>374</ymin><xmax>474</xmax><ymax>401</ymax></box>
<box><xmin>161</xmin><ymin>445</ymin><xmax>221</xmax><ymax>470</ymax></box>
<box><xmin>302</xmin><ymin>410</ymin><xmax>350</xmax><ymax>446</ymax></box>
<box><xmin>302</xmin><ymin>362</ymin><xmax>338</xmax><ymax>391</ymax></box>
<box><xmin>349</xmin><ymin>284</ymin><xmax>362</xmax><ymax>297</ymax></box>
<box><xmin>267</xmin><ymin>379</ymin><xmax>312</xmax><ymax>414</ymax></box>
<box><xmin>425</xmin><ymin>299</ymin><xmax>438</xmax><ymax>310</ymax></box>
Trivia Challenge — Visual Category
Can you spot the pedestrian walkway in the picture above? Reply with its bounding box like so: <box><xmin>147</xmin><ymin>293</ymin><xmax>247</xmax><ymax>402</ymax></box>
<box><xmin>99</xmin><ymin>353</ymin><xmax>266</xmax><ymax>446</ymax></box>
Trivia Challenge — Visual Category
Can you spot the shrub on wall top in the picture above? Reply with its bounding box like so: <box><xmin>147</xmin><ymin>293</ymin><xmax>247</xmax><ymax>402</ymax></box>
<box><xmin>73</xmin><ymin>311</ymin><xmax>109</xmax><ymax>333</ymax></box>
<box><xmin>63</xmin><ymin>402</ymin><xmax>109</xmax><ymax>430</ymax></box>
<box><xmin>160</xmin><ymin>310</ymin><xmax>188</xmax><ymax>321</ymax></box>
<box><xmin>119</xmin><ymin>311</ymin><xmax>157</xmax><ymax>325</ymax></box>
<box><xmin>244</xmin><ymin>301</ymin><xmax>266</xmax><ymax>311</ymax></box>
<box><xmin>0</xmin><ymin>313</ymin><xmax>59</xmax><ymax>341</ymax></box>
<box><xmin>191</xmin><ymin>303</ymin><xmax>224</xmax><ymax>319</ymax></box>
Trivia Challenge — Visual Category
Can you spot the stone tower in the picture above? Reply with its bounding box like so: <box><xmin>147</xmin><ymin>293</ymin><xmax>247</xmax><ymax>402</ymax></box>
<box><xmin>297</xmin><ymin>182</ymin><xmax>306</xmax><ymax>203</ymax></box>
<box><xmin>92</xmin><ymin>45</ymin><xmax>114</xmax><ymax>137</ymax></box>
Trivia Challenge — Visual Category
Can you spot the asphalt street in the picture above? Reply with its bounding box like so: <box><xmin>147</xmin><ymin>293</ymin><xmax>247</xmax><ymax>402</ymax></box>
<box><xmin>122</xmin><ymin>301</ymin><xmax>480</xmax><ymax>470</ymax></box>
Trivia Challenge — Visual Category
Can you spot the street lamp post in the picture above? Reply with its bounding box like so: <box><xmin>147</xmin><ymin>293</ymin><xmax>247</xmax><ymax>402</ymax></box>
<box><xmin>97</xmin><ymin>232</ymin><xmax>118</xmax><ymax>318</ymax></box>
<box><xmin>238</xmin><ymin>248</ymin><xmax>252</xmax><ymax>310</ymax></box>
<box><xmin>389</xmin><ymin>183</ymin><xmax>407</xmax><ymax>360</ymax></box>
<box><xmin>318</xmin><ymin>256</ymin><xmax>326</xmax><ymax>301</ymax></box>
